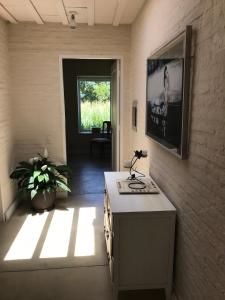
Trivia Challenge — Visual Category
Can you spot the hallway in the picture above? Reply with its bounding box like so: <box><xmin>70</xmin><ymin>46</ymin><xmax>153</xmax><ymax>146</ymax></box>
<box><xmin>0</xmin><ymin>156</ymin><xmax>165</xmax><ymax>300</ymax></box>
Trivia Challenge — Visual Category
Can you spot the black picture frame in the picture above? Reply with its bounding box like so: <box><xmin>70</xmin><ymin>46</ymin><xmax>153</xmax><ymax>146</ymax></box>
<box><xmin>146</xmin><ymin>26</ymin><xmax>192</xmax><ymax>159</ymax></box>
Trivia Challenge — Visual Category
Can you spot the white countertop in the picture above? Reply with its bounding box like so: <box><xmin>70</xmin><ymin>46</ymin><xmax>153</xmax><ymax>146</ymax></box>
<box><xmin>104</xmin><ymin>172</ymin><xmax>176</xmax><ymax>214</ymax></box>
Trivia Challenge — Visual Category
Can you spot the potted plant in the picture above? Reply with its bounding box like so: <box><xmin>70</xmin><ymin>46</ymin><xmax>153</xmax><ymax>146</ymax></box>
<box><xmin>10</xmin><ymin>150</ymin><xmax>71</xmax><ymax>211</ymax></box>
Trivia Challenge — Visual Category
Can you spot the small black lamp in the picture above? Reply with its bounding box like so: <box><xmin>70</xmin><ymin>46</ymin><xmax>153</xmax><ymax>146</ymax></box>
<box><xmin>124</xmin><ymin>150</ymin><xmax>148</xmax><ymax>189</ymax></box>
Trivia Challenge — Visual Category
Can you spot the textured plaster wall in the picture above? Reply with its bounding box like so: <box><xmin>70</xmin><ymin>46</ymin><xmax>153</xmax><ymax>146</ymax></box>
<box><xmin>0</xmin><ymin>18</ymin><xmax>14</xmax><ymax>220</ymax></box>
<box><xmin>129</xmin><ymin>0</ymin><xmax>225</xmax><ymax>299</ymax></box>
<box><xmin>8</xmin><ymin>23</ymin><xmax>130</xmax><ymax>166</ymax></box>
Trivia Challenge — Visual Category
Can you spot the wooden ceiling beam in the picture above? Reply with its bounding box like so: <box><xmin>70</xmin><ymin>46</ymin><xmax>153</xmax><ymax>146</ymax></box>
<box><xmin>113</xmin><ymin>0</ymin><xmax>128</xmax><ymax>26</ymax></box>
<box><xmin>56</xmin><ymin>0</ymin><xmax>69</xmax><ymax>25</ymax></box>
<box><xmin>0</xmin><ymin>3</ymin><xmax>17</xmax><ymax>24</ymax></box>
<box><xmin>87</xmin><ymin>0</ymin><xmax>95</xmax><ymax>26</ymax></box>
<box><xmin>27</xmin><ymin>0</ymin><xmax>44</xmax><ymax>24</ymax></box>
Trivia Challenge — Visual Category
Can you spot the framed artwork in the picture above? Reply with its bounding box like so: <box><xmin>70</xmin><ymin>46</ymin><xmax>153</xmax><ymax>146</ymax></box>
<box><xmin>146</xmin><ymin>26</ymin><xmax>192</xmax><ymax>159</ymax></box>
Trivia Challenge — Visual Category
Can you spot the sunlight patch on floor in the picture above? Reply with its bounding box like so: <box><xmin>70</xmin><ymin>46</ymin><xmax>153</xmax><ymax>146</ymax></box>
<box><xmin>4</xmin><ymin>212</ymin><xmax>48</xmax><ymax>261</ymax></box>
<box><xmin>40</xmin><ymin>208</ymin><xmax>74</xmax><ymax>258</ymax></box>
<box><xmin>75</xmin><ymin>207</ymin><xmax>96</xmax><ymax>257</ymax></box>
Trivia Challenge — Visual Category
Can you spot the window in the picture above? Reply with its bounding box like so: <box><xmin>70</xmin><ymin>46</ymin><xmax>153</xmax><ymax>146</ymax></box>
<box><xmin>77</xmin><ymin>77</ymin><xmax>111</xmax><ymax>133</ymax></box>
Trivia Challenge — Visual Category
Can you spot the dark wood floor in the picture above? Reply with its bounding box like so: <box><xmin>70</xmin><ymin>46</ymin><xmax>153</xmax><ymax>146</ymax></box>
<box><xmin>68</xmin><ymin>154</ymin><xmax>112</xmax><ymax>195</ymax></box>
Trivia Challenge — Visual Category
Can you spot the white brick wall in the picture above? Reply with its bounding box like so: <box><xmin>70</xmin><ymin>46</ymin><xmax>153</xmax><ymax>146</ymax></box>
<box><xmin>130</xmin><ymin>0</ymin><xmax>225</xmax><ymax>299</ymax></box>
<box><xmin>8</xmin><ymin>23</ymin><xmax>131</xmax><ymax>167</ymax></box>
<box><xmin>2</xmin><ymin>0</ymin><xmax>225</xmax><ymax>296</ymax></box>
<box><xmin>0</xmin><ymin>18</ymin><xmax>15</xmax><ymax>220</ymax></box>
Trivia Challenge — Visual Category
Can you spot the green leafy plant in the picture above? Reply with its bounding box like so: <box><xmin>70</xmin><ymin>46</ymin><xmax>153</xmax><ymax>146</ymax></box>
<box><xmin>80</xmin><ymin>100</ymin><xmax>110</xmax><ymax>131</ymax></box>
<box><xmin>79</xmin><ymin>81</ymin><xmax>110</xmax><ymax>103</ymax></box>
<box><xmin>10</xmin><ymin>152</ymin><xmax>71</xmax><ymax>200</ymax></box>
<box><xmin>78</xmin><ymin>80</ymin><xmax>111</xmax><ymax>132</ymax></box>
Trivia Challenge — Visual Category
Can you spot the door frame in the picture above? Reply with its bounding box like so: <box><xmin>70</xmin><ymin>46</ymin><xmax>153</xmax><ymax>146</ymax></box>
<box><xmin>59</xmin><ymin>55</ymin><xmax>123</xmax><ymax>170</ymax></box>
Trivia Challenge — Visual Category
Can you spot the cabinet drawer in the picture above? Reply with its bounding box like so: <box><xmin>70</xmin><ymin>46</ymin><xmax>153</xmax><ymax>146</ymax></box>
<box><xmin>109</xmin><ymin>254</ymin><xmax>114</xmax><ymax>281</ymax></box>
<box><xmin>104</xmin><ymin>226</ymin><xmax>113</xmax><ymax>256</ymax></box>
<box><xmin>105</xmin><ymin>232</ymin><xmax>114</xmax><ymax>281</ymax></box>
<box><xmin>104</xmin><ymin>190</ymin><xmax>113</xmax><ymax>232</ymax></box>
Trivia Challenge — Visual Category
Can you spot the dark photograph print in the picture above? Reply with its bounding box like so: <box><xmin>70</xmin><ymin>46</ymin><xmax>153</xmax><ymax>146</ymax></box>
<box><xmin>146</xmin><ymin>58</ymin><xmax>184</xmax><ymax>151</ymax></box>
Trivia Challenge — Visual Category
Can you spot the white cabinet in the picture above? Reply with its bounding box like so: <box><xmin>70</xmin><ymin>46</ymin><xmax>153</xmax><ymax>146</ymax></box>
<box><xmin>104</xmin><ymin>172</ymin><xmax>176</xmax><ymax>300</ymax></box>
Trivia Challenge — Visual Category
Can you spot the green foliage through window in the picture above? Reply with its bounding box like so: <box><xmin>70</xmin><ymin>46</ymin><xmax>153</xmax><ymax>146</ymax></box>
<box><xmin>78</xmin><ymin>79</ymin><xmax>111</xmax><ymax>132</ymax></box>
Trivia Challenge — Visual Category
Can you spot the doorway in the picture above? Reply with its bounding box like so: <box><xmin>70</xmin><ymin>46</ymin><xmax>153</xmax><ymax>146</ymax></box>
<box><xmin>62</xmin><ymin>58</ymin><xmax>120</xmax><ymax>194</ymax></box>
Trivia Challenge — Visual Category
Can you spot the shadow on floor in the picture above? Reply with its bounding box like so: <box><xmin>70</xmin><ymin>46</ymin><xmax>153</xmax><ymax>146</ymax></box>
<box><xmin>0</xmin><ymin>195</ymin><xmax>107</xmax><ymax>272</ymax></box>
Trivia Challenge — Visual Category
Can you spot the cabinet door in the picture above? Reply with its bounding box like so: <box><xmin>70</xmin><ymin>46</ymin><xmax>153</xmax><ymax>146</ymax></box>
<box><xmin>118</xmin><ymin>215</ymin><xmax>173</xmax><ymax>286</ymax></box>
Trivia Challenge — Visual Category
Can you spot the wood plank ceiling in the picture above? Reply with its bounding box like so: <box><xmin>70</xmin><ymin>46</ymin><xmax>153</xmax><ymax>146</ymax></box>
<box><xmin>0</xmin><ymin>0</ymin><xmax>146</xmax><ymax>26</ymax></box>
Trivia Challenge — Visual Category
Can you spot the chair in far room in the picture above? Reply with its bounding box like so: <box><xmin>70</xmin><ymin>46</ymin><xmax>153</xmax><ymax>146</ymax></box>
<box><xmin>90</xmin><ymin>121</ymin><xmax>111</xmax><ymax>157</ymax></box>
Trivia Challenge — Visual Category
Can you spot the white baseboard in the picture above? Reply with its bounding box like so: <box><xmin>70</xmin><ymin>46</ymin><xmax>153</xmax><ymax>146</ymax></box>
<box><xmin>4</xmin><ymin>198</ymin><xmax>20</xmax><ymax>222</ymax></box>
<box><xmin>2</xmin><ymin>190</ymin><xmax>68</xmax><ymax>222</ymax></box>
